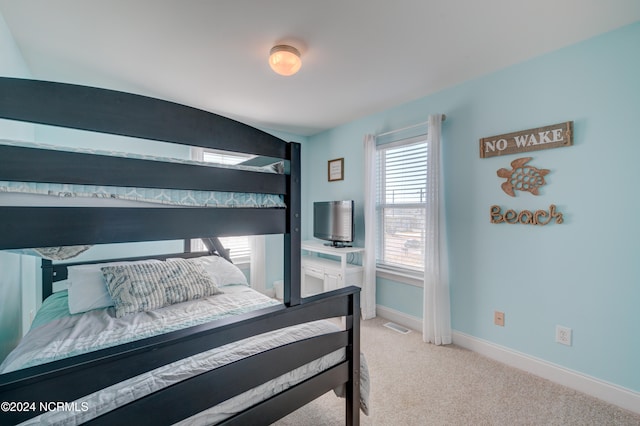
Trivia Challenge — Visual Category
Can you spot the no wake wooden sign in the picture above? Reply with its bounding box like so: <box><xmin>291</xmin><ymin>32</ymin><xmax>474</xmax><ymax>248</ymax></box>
<box><xmin>479</xmin><ymin>121</ymin><xmax>573</xmax><ymax>158</ymax></box>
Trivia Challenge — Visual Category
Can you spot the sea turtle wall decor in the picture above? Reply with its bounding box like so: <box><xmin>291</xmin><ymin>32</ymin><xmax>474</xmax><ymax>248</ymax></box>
<box><xmin>497</xmin><ymin>157</ymin><xmax>550</xmax><ymax>197</ymax></box>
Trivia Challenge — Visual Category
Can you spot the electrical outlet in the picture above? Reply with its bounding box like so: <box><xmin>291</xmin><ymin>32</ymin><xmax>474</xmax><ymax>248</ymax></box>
<box><xmin>494</xmin><ymin>311</ymin><xmax>505</xmax><ymax>327</ymax></box>
<box><xmin>556</xmin><ymin>325</ymin><xmax>572</xmax><ymax>346</ymax></box>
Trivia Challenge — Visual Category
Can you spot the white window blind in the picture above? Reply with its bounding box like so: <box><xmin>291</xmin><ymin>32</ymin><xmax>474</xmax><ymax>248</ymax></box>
<box><xmin>202</xmin><ymin>150</ymin><xmax>254</xmax><ymax>165</ymax></box>
<box><xmin>192</xmin><ymin>236</ymin><xmax>251</xmax><ymax>264</ymax></box>
<box><xmin>218</xmin><ymin>236</ymin><xmax>251</xmax><ymax>263</ymax></box>
<box><xmin>376</xmin><ymin>136</ymin><xmax>427</xmax><ymax>274</ymax></box>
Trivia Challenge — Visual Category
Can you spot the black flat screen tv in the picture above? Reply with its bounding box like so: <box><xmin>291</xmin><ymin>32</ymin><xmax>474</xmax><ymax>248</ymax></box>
<box><xmin>313</xmin><ymin>200</ymin><xmax>354</xmax><ymax>247</ymax></box>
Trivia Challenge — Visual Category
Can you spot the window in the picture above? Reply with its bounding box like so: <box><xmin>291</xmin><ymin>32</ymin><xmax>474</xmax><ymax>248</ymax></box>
<box><xmin>191</xmin><ymin>148</ymin><xmax>254</xmax><ymax>264</ymax></box>
<box><xmin>376</xmin><ymin>136</ymin><xmax>427</xmax><ymax>275</ymax></box>
<box><xmin>202</xmin><ymin>149</ymin><xmax>254</xmax><ymax>165</ymax></box>
<box><xmin>216</xmin><ymin>236</ymin><xmax>251</xmax><ymax>264</ymax></box>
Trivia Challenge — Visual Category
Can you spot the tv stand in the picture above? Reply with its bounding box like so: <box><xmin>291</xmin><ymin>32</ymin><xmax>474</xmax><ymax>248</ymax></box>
<box><xmin>301</xmin><ymin>240</ymin><xmax>364</xmax><ymax>297</ymax></box>
<box><xmin>324</xmin><ymin>241</ymin><xmax>352</xmax><ymax>248</ymax></box>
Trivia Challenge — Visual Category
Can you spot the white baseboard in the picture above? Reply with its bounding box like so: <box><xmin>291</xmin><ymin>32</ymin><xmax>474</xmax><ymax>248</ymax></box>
<box><xmin>453</xmin><ymin>331</ymin><xmax>640</xmax><ymax>415</ymax></box>
<box><xmin>375</xmin><ymin>304</ymin><xmax>422</xmax><ymax>333</ymax></box>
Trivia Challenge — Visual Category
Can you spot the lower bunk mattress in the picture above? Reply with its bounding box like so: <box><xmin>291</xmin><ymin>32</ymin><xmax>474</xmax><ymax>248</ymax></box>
<box><xmin>1</xmin><ymin>273</ymin><xmax>369</xmax><ymax>425</ymax></box>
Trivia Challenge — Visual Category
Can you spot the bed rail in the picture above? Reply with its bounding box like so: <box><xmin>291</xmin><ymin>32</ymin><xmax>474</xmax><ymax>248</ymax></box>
<box><xmin>0</xmin><ymin>77</ymin><xmax>288</xmax><ymax>158</ymax></box>
<box><xmin>0</xmin><ymin>143</ymin><xmax>285</xmax><ymax>194</ymax></box>
<box><xmin>0</xmin><ymin>207</ymin><xmax>286</xmax><ymax>250</ymax></box>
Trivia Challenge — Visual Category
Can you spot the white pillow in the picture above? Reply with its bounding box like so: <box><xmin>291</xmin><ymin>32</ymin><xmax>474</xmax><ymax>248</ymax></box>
<box><xmin>101</xmin><ymin>259</ymin><xmax>222</xmax><ymax>318</ymax></box>
<box><xmin>168</xmin><ymin>256</ymin><xmax>248</xmax><ymax>287</ymax></box>
<box><xmin>52</xmin><ymin>279</ymin><xmax>70</xmax><ymax>293</ymax></box>
<box><xmin>67</xmin><ymin>259</ymin><xmax>160</xmax><ymax>314</ymax></box>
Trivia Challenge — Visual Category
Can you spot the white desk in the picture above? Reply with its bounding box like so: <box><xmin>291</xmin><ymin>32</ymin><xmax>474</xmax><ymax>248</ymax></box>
<box><xmin>301</xmin><ymin>240</ymin><xmax>364</xmax><ymax>297</ymax></box>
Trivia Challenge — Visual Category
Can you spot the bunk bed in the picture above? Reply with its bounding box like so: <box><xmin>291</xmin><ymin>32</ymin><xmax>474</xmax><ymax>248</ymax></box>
<box><xmin>0</xmin><ymin>77</ymin><xmax>364</xmax><ymax>425</ymax></box>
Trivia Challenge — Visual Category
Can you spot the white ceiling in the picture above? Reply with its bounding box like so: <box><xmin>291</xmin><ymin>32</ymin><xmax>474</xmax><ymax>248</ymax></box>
<box><xmin>1</xmin><ymin>1</ymin><xmax>639</xmax><ymax>136</ymax></box>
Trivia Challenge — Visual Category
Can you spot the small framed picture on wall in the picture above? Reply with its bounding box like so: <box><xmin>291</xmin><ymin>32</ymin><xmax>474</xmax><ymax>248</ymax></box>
<box><xmin>328</xmin><ymin>158</ymin><xmax>344</xmax><ymax>181</ymax></box>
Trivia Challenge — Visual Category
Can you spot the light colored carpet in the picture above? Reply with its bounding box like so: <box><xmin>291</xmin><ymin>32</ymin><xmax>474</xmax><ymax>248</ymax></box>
<box><xmin>275</xmin><ymin>317</ymin><xmax>640</xmax><ymax>425</ymax></box>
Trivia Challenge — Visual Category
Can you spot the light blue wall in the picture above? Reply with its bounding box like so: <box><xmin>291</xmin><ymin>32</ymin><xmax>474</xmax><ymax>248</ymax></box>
<box><xmin>305</xmin><ymin>22</ymin><xmax>640</xmax><ymax>392</ymax></box>
<box><xmin>302</xmin><ymin>123</ymin><xmax>368</xmax><ymax>246</ymax></box>
<box><xmin>376</xmin><ymin>277</ymin><xmax>422</xmax><ymax>318</ymax></box>
<box><xmin>444</xmin><ymin>23</ymin><xmax>639</xmax><ymax>392</ymax></box>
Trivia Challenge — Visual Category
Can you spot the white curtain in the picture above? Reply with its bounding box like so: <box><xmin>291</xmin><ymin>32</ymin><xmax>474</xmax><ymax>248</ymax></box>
<box><xmin>423</xmin><ymin>114</ymin><xmax>452</xmax><ymax>345</ymax></box>
<box><xmin>362</xmin><ymin>134</ymin><xmax>377</xmax><ymax>320</ymax></box>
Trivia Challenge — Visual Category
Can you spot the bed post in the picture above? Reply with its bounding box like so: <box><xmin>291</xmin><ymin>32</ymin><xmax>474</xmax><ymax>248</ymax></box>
<box><xmin>284</xmin><ymin>142</ymin><xmax>301</xmax><ymax>307</ymax></box>
<box><xmin>41</xmin><ymin>259</ymin><xmax>53</xmax><ymax>302</ymax></box>
<box><xmin>346</xmin><ymin>290</ymin><xmax>361</xmax><ymax>426</ymax></box>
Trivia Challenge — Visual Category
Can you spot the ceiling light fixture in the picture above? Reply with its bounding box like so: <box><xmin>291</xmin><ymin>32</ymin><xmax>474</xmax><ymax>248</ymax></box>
<box><xmin>269</xmin><ymin>45</ymin><xmax>302</xmax><ymax>76</ymax></box>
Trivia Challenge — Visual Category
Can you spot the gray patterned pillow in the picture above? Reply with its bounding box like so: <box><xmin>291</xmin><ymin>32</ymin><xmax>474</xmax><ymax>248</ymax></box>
<box><xmin>101</xmin><ymin>259</ymin><xmax>223</xmax><ymax>318</ymax></box>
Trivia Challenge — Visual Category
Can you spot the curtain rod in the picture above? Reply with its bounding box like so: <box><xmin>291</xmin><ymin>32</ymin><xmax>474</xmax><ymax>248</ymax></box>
<box><xmin>376</xmin><ymin>114</ymin><xmax>446</xmax><ymax>138</ymax></box>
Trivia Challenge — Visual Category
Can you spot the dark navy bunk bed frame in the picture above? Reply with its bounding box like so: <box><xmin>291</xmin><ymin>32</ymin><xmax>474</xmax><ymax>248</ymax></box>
<box><xmin>0</xmin><ymin>77</ymin><xmax>361</xmax><ymax>425</ymax></box>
